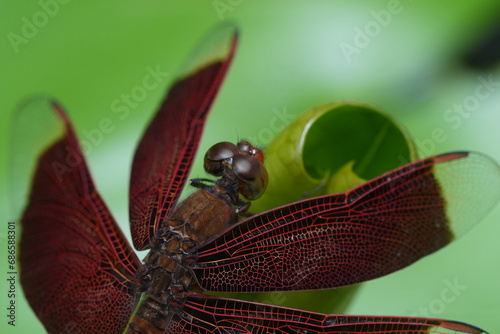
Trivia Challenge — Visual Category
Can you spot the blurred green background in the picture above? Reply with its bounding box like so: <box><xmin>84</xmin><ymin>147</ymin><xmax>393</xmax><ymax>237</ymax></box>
<box><xmin>1</xmin><ymin>0</ymin><xmax>500</xmax><ymax>333</ymax></box>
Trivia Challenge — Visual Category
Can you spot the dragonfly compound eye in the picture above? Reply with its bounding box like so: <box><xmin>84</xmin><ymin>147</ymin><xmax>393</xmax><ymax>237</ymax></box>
<box><xmin>204</xmin><ymin>141</ymin><xmax>238</xmax><ymax>176</ymax></box>
<box><xmin>233</xmin><ymin>154</ymin><xmax>268</xmax><ymax>200</ymax></box>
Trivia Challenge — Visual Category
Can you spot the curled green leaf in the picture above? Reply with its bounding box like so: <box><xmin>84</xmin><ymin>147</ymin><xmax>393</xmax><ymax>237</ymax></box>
<box><xmin>253</xmin><ymin>101</ymin><xmax>416</xmax><ymax>213</ymax></box>
<box><xmin>243</xmin><ymin>101</ymin><xmax>416</xmax><ymax>313</ymax></box>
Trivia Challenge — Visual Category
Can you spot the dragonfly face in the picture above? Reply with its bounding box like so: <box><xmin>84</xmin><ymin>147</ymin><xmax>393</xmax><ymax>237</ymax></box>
<box><xmin>203</xmin><ymin>140</ymin><xmax>268</xmax><ymax>201</ymax></box>
<box><xmin>16</xmin><ymin>24</ymin><xmax>499</xmax><ymax>334</ymax></box>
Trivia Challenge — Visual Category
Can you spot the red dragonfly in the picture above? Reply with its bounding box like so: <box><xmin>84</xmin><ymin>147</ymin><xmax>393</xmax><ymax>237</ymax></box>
<box><xmin>18</xmin><ymin>24</ymin><xmax>500</xmax><ymax>334</ymax></box>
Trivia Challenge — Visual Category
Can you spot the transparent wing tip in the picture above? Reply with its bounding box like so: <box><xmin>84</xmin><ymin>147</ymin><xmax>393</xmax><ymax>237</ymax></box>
<box><xmin>434</xmin><ymin>151</ymin><xmax>500</xmax><ymax>238</ymax></box>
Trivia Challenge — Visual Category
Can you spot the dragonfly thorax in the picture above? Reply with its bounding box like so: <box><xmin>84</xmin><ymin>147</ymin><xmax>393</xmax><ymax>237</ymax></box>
<box><xmin>127</xmin><ymin>173</ymin><xmax>252</xmax><ymax>333</ymax></box>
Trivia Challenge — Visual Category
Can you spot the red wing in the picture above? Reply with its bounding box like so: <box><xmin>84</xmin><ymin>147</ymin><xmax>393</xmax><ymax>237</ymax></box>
<box><xmin>191</xmin><ymin>152</ymin><xmax>500</xmax><ymax>292</ymax></box>
<box><xmin>18</xmin><ymin>98</ymin><xmax>141</xmax><ymax>334</ymax></box>
<box><xmin>164</xmin><ymin>293</ymin><xmax>486</xmax><ymax>333</ymax></box>
<box><xmin>129</xmin><ymin>24</ymin><xmax>238</xmax><ymax>250</ymax></box>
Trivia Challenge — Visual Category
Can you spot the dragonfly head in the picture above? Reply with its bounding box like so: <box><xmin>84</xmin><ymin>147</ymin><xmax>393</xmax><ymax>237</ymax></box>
<box><xmin>204</xmin><ymin>141</ymin><xmax>268</xmax><ymax>200</ymax></box>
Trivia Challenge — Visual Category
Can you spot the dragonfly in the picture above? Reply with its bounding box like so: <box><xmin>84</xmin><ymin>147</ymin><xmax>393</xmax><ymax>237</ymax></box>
<box><xmin>17</xmin><ymin>24</ymin><xmax>500</xmax><ymax>334</ymax></box>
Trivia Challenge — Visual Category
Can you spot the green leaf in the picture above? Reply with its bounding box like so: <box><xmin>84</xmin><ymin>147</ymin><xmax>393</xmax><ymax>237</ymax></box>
<box><xmin>243</xmin><ymin>101</ymin><xmax>417</xmax><ymax>313</ymax></box>
<box><xmin>325</xmin><ymin>160</ymin><xmax>365</xmax><ymax>195</ymax></box>
<box><xmin>252</xmin><ymin>101</ymin><xmax>417</xmax><ymax>214</ymax></box>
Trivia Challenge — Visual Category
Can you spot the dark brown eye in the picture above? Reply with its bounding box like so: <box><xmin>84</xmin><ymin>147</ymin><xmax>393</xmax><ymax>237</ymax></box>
<box><xmin>204</xmin><ymin>142</ymin><xmax>238</xmax><ymax>176</ymax></box>
<box><xmin>233</xmin><ymin>154</ymin><xmax>268</xmax><ymax>200</ymax></box>
<box><xmin>206</xmin><ymin>142</ymin><xmax>238</xmax><ymax>161</ymax></box>
<box><xmin>233</xmin><ymin>154</ymin><xmax>258</xmax><ymax>180</ymax></box>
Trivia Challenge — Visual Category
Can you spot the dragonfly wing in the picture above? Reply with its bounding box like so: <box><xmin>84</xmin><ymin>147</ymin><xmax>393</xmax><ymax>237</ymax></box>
<box><xmin>163</xmin><ymin>293</ymin><xmax>486</xmax><ymax>334</ymax></box>
<box><xmin>191</xmin><ymin>152</ymin><xmax>500</xmax><ymax>292</ymax></box>
<box><xmin>129</xmin><ymin>24</ymin><xmax>238</xmax><ymax>250</ymax></box>
<box><xmin>18</xmin><ymin>98</ymin><xmax>141</xmax><ymax>334</ymax></box>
